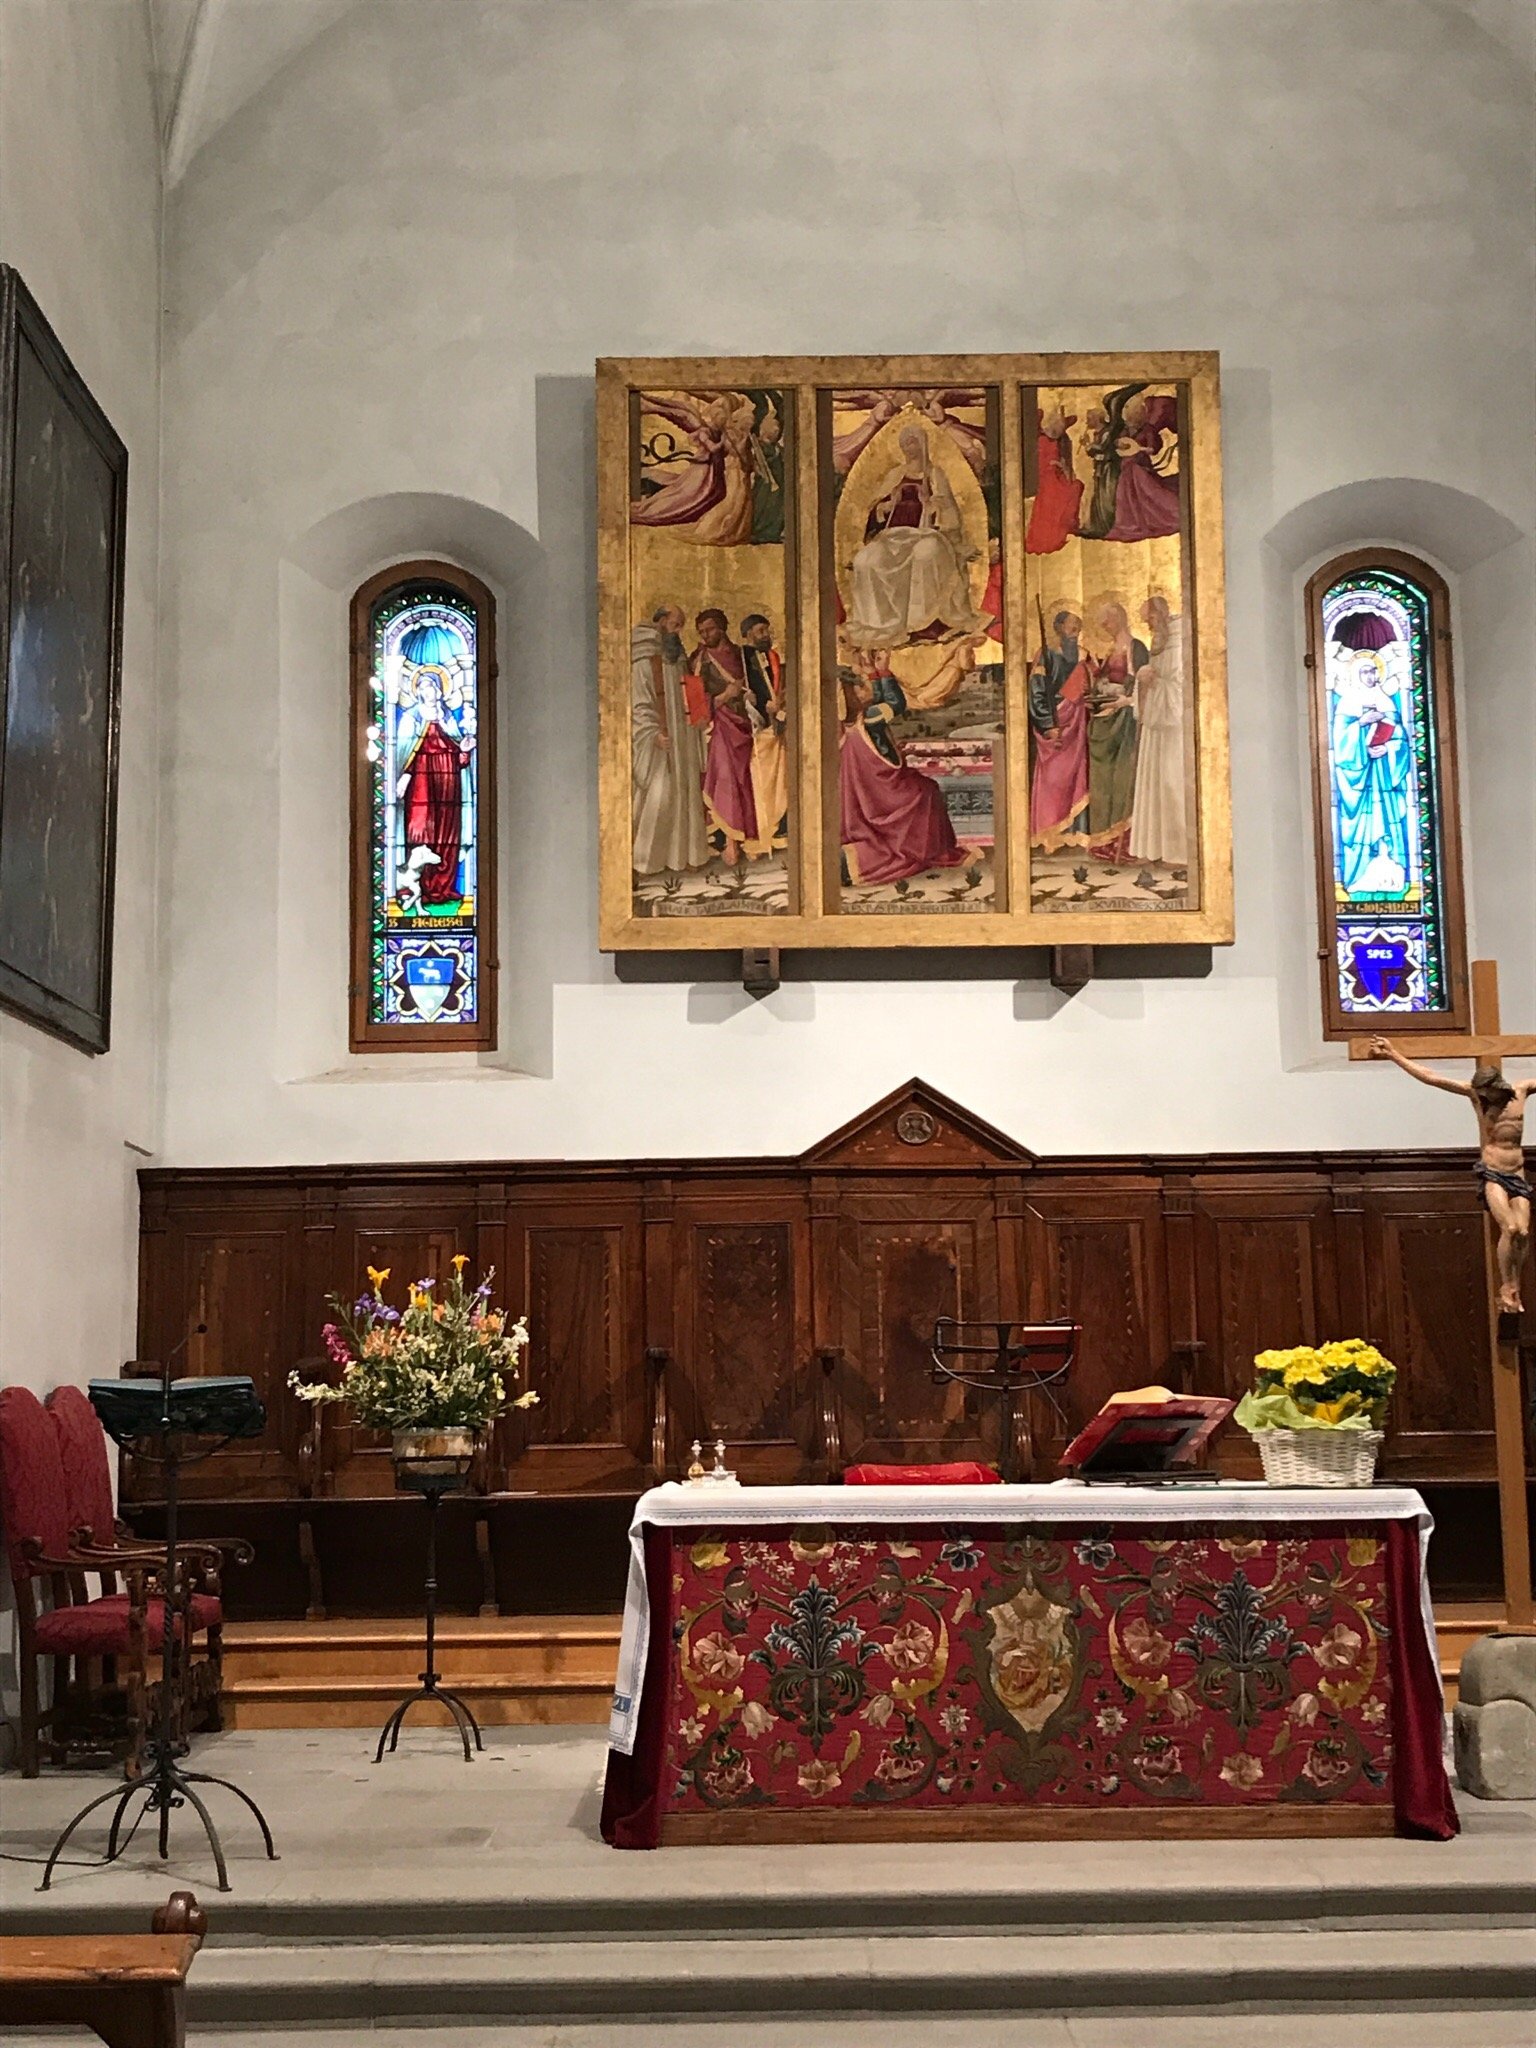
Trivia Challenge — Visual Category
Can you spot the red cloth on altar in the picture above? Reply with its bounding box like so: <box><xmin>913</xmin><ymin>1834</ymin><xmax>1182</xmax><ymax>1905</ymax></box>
<box><xmin>844</xmin><ymin>1462</ymin><xmax>1000</xmax><ymax>1486</ymax></box>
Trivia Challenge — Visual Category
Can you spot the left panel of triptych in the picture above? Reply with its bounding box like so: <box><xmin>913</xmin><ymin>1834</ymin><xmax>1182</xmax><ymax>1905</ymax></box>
<box><xmin>624</xmin><ymin>386</ymin><xmax>797</xmax><ymax>923</ymax></box>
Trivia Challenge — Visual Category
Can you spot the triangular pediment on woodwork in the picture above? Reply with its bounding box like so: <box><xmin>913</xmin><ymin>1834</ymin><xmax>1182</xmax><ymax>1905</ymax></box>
<box><xmin>802</xmin><ymin>1079</ymin><xmax>1035</xmax><ymax>1170</ymax></box>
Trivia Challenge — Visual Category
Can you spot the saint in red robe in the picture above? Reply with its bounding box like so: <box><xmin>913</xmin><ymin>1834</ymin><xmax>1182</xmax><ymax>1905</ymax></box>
<box><xmin>403</xmin><ymin>722</ymin><xmax>465</xmax><ymax>905</ymax></box>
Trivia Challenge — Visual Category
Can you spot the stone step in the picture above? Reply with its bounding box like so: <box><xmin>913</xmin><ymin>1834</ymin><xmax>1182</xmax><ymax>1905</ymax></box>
<box><xmin>12</xmin><ymin>1863</ymin><xmax>1531</xmax><ymax>1945</ymax></box>
<box><xmin>32</xmin><ymin>2017</ymin><xmax>1532</xmax><ymax>2048</ymax></box>
<box><xmin>176</xmin><ymin>1926</ymin><xmax>1536</xmax><ymax>2026</ymax></box>
<box><xmin>220</xmin><ymin>1615</ymin><xmax>617</xmax><ymax>1727</ymax></box>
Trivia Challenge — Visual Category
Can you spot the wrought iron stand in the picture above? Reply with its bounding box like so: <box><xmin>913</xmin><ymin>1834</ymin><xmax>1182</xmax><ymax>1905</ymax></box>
<box><xmin>929</xmin><ymin>1319</ymin><xmax>1080</xmax><ymax>1482</ymax></box>
<box><xmin>374</xmin><ymin>1465</ymin><xmax>483</xmax><ymax>1763</ymax></box>
<box><xmin>40</xmin><ymin>1371</ymin><xmax>278</xmax><ymax>1892</ymax></box>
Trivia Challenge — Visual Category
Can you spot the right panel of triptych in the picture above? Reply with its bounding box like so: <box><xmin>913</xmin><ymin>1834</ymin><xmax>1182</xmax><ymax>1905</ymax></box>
<box><xmin>1021</xmin><ymin>378</ymin><xmax>1201</xmax><ymax>919</ymax></box>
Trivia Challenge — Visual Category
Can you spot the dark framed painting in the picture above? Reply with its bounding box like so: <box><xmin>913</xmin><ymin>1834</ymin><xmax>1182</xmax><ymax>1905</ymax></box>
<box><xmin>0</xmin><ymin>266</ymin><xmax>128</xmax><ymax>1054</ymax></box>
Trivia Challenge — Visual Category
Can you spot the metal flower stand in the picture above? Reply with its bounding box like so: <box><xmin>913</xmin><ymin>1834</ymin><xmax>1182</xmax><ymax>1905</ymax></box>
<box><xmin>374</xmin><ymin>1456</ymin><xmax>483</xmax><ymax>1763</ymax></box>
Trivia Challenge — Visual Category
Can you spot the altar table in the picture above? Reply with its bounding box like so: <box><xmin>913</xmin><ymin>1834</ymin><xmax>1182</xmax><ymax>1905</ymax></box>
<box><xmin>600</xmin><ymin>1482</ymin><xmax>1457</xmax><ymax>1847</ymax></box>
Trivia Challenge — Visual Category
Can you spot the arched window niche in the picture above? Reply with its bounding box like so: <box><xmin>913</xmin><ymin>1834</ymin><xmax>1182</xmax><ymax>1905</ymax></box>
<box><xmin>1304</xmin><ymin>548</ymin><xmax>1468</xmax><ymax>1041</ymax></box>
<box><xmin>350</xmin><ymin>560</ymin><xmax>497</xmax><ymax>1051</ymax></box>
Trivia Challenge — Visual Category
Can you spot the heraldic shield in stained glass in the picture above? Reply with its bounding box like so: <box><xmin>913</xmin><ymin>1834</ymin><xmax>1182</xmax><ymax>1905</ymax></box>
<box><xmin>1318</xmin><ymin>563</ymin><xmax>1453</xmax><ymax>1021</ymax></box>
<box><xmin>361</xmin><ymin>580</ymin><xmax>483</xmax><ymax>1033</ymax></box>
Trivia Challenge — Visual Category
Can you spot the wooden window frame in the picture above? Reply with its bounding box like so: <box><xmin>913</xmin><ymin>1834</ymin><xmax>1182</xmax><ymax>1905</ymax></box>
<box><xmin>1304</xmin><ymin>546</ymin><xmax>1468</xmax><ymax>1041</ymax></box>
<box><xmin>349</xmin><ymin>559</ymin><xmax>497</xmax><ymax>1053</ymax></box>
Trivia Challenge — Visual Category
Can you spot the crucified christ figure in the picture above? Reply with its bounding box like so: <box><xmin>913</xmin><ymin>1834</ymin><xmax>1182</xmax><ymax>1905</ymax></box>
<box><xmin>1372</xmin><ymin>1037</ymin><xmax>1534</xmax><ymax>1313</ymax></box>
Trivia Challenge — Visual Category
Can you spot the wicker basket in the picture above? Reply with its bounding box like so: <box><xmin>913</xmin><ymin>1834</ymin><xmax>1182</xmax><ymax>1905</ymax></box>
<box><xmin>1253</xmin><ymin>1427</ymin><xmax>1382</xmax><ymax>1488</ymax></box>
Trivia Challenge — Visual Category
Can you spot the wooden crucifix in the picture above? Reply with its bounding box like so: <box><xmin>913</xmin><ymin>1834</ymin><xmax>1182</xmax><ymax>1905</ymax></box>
<box><xmin>1359</xmin><ymin>960</ymin><xmax>1535</xmax><ymax>1628</ymax></box>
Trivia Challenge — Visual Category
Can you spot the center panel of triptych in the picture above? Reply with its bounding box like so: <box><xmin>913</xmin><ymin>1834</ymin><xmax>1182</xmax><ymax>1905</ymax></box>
<box><xmin>820</xmin><ymin>386</ymin><xmax>1007</xmax><ymax>917</ymax></box>
<box><xmin>626</xmin><ymin>386</ymin><xmax>796</xmax><ymax>923</ymax></box>
<box><xmin>1021</xmin><ymin>379</ymin><xmax>1200</xmax><ymax>917</ymax></box>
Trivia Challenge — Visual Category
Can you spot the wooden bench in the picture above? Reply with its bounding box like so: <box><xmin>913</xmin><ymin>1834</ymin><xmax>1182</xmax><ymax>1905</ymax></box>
<box><xmin>0</xmin><ymin>1890</ymin><xmax>206</xmax><ymax>2048</ymax></box>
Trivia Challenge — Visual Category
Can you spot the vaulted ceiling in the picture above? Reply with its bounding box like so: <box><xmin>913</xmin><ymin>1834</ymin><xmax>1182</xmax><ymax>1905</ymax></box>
<box><xmin>149</xmin><ymin>0</ymin><xmax>1532</xmax><ymax>189</ymax></box>
<box><xmin>149</xmin><ymin>0</ymin><xmax>362</xmax><ymax>183</ymax></box>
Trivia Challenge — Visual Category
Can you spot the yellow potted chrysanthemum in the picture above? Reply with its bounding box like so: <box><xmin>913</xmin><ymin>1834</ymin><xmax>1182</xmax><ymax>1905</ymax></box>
<box><xmin>1234</xmin><ymin>1341</ymin><xmax>1395</xmax><ymax>1486</ymax></box>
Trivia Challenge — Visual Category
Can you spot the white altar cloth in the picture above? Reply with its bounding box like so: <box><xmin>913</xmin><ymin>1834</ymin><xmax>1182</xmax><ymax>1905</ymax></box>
<box><xmin>609</xmin><ymin>1480</ymin><xmax>1436</xmax><ymax>1753</ymax></box>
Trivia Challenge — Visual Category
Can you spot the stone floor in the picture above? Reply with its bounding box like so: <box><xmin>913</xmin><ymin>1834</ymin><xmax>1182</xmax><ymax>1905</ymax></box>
<box><xmin>1</xmin><ymin>1723</ymin><xmax>1529</xmax><ymax>1917</ymax></box>
<box><xmin>2</xmin><ymin>1726</ymin><xmax>1533</xmax><ymax>2044</ymax></box>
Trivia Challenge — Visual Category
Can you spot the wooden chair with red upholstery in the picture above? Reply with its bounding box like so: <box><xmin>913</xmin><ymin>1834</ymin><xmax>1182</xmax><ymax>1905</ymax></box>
<box><xmin>45</xmin><ymin>1382</ymin><xmax>236</xmax><ymax>1746</ymax></box>
<box><xmin>0</xmin><ymin>1387</ymin><xmax>217</xmax><ymax>1778</ymax></box>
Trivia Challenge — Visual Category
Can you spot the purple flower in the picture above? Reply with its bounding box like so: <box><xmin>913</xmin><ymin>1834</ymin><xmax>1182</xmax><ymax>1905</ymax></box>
<box><xmin>412</xmin><ymin>1278</ymin><xmax>435</xmax><ymax>1292</ymax></box>
<box><xmin>373</xmin><ymin>1303</ymin><xmax>401</xmax><ymax>1325</ymax></box>
<box><xmin>353</xmin><ymin>1295</ymin><xmax>377</xmax><ymax>1318</ymax></box>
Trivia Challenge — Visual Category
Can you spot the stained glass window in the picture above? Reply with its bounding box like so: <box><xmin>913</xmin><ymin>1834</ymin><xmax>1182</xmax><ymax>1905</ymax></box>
<box><xmin>1306</xmin><ymin>551</ymin><xmax>1466</xmax><ymax>1038</ymax></box>
<box><xmin>350</xmin><ymin>564</ymin><xmax>495</xmax><ymax>1049</ymax></box>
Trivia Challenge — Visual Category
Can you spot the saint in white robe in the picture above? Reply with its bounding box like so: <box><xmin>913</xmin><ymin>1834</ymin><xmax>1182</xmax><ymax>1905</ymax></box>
<box><xmin>1128</xmin><ymin>614</ymin><xmax>1190</xmax><ymax>866</ymax></box>
<box><xmin>631</xmin><ymin>623</ymin><xmax>709</xmax><ymax>874</ymax></box>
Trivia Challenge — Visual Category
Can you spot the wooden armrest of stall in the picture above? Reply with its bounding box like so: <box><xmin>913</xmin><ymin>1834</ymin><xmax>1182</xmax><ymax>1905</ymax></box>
<box><xmin>0</xmin><ymin>1890</ymin><xmax>206</xmax><ymax>2048</ymax></box>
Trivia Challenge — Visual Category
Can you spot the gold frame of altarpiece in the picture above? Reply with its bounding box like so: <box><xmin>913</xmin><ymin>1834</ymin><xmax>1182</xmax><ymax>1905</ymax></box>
<box><xmin>597</xmin><ymin>352</ymin><xmax>1231</xmax><ymax>951</ymax></box>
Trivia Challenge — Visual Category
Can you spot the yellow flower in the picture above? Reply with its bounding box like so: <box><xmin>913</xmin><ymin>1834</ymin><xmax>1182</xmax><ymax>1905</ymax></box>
<box><xmin>452</xmin><ymin>1253</ymin><xmax>468</xmax><ymax>1274</ymax></box>
<box><xmin>367</xmin><ymin>1265</ymin><xmax>391</xmax><ymax>1290</ymax></box>
<box><xmin>1282</xmin><ymin>1352</ymin><xmax>1331</xmax><ymax>1388</ymax></box>
<box><xmin>410</xmin><ymin>1288</ymin><xmax>432</xmax><ymax>1312</ymax></box>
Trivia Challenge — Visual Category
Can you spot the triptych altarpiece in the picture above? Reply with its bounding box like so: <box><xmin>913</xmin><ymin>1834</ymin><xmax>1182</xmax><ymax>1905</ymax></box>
<box><xmin>598</xmin><ymin>352</ymin><xmax>1231</xmax><ymax>951</ymax></box>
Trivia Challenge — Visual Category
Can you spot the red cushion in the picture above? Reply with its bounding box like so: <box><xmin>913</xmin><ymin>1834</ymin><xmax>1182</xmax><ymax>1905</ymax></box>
<box><xmin>34</xmin><ymin>1592</ymin><xmax>220</xmax><ymax>1655</ymax></box>
<box><xmin>47</xmin><ymin>1384</ymin><xmax>117</xmax><ymax>1548</ymax></box>
<box><xmin>843</xmin><ymin>1461</ymin><xmax>1001</xmax><ymax>1485</ymax></box>
<box><xmin>0</xmin><ymin>1386</ymin><xmax>74</xmax><ymax>1580</ymax></box>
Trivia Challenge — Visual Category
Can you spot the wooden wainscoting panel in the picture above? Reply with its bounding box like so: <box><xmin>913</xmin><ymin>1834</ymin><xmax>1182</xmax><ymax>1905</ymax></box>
<box><xmin>1366</xmin><ymin>1186</ymin><xmax>1495</xmax><ymax>1478</ymax></box>
<box><xmin>827</xmin><ymin>1187</ymin><xmax>1001</xmax><ymax>1467</ymax></box>
<box><xmin>130</xmin><ymin>1216</ymin><xmax>303</xmax><ymax>1501</ymax></box>
<box><xmin>1021</xmin><ymin>1189</ymin><xmax>1168</xmax><ymax>1458</ymax></box>
<box><xmin>673</xmin><ymin>1193</ymin><xmax>812</xmax><ymax>1482</ymax></box>
<box><xmin>511</xmin><ymin>1205</ymin><xmax>648</xmax><ymax>1490</ymax></box>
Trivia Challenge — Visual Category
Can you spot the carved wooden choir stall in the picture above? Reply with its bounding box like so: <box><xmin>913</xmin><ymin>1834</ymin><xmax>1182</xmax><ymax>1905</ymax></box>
<box><xmin>125</xmin><ymin>1082</ymin><xmax>1531</xmax><ymax>1617</ymax></box>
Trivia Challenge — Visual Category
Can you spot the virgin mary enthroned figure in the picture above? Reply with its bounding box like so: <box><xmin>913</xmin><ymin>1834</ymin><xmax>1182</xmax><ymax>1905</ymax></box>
<box><xmin>843</xmin><ymin>424</ymin><xmax>990</xmax><ymax>649</ymax></box>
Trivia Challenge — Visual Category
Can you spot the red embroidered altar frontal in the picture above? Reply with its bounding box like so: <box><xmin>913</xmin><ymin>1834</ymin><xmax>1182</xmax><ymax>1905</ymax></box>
<box><xmin>602</xmin><ymin>1517</ymin><xmax>1457</xmax><ymax>1846</ymax></box>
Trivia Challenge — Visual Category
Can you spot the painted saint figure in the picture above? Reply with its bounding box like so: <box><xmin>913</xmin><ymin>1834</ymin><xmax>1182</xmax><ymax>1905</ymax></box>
<box><xmin>1330</xmin><ymin>650</ymin><xmax>1412</xmax><ymax>898</ymax></box>
<box><xmin>839</xmin><ymin>648</ymin><xmax>967</xmax><ymax>886</ymax></box>
<box><xmin>1024</xmin><ymin>403</ymin><xmax>1084</xmax><ymax>555</ymax></box>
<box><xmin>687</xmin><ymin>610</ymin><xmax>762</xmax><ymax>863</ymax></box>
<box><xmin>1127</xmin><ymin>595</ymin><xmax>1190</xmax><ymax>867</ymax></box>
<box><xmin>844</xmin><ymin>425</ymin><xmax>990</xmax><ymax>649</ymax></box>
<box><xmin>1085</xmin><ymin>601</ymin><xmax>1146</xmax><ymax>860</ymax></box>
<box><xmin>741</xmin><ymin>613</ymin><xmax>788</xmax><ymax>850</ymax></box>
<box><xmin>1028</xmin><ymin>608</ymin><xmax>1090</xmax><ymax>848</ymax></box>
<box><xmin>1373</xmin><ymin>1039</ymin><xmax>1534</xmax><ymax>1313</ymax></box>
<box><xmin>396</xmin><ymin>640</ymin><xmax>475</xmax><ymax>908</ymax></box>
<box><xmin>631</xmin><ymin>604</ymin><xmax>709</xmax><ymax>875</ymax></box>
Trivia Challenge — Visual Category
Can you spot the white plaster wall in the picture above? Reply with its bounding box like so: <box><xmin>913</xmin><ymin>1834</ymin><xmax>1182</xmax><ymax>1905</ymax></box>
<box><xmin>160</xmin><ymin>0</ymin><xmax>1535</xmax><ymax>1169</ymax></box>
<box><xmin>0</xmin><ymin>1</ymin><xmax>163</xmax><ymax>1393</ymax></box>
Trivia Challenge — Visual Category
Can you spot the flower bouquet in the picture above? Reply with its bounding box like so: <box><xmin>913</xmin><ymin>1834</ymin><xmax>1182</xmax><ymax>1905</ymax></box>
<box><xmin>290</xmin><ymin>1257</ymin><xmax>534</xmax><ymax>1468</ymax></box>
<box><xmin>1234</xmin><ymin>1340</ymin><xmax>1395</xmax><ymax>1487</ymax></box>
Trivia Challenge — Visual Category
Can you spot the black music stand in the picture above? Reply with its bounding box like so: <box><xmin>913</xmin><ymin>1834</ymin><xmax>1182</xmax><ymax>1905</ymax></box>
<box><xmin>374</xmin><ymin>1444</ymin><xmax>483</xmax><ymax>1762</ymax></box>
<box><xmin>930</xmin><ymin>1319</ymin><xmax>1079</xmax><ymax>1482</ymax></box>
<box><xmin>40</xmin><ymin>1371</ymin><xmax>277</xmax><ymax>1892</ymax></box>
